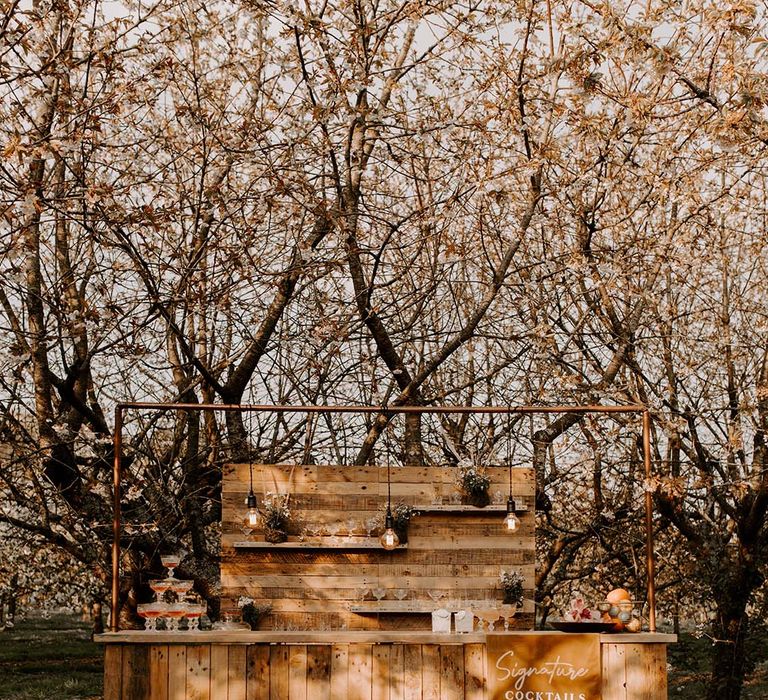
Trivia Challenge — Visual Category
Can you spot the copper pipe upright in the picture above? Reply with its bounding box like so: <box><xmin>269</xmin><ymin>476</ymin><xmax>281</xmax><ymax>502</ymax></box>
<box><xmin>643</xmin><ymin>409</ymin><xmax>657</xmax><ymax>633</ymax></box>
<box><xmin>111</xmin><ymin>406</ymin><xmax>122</xmax><ymax>632</ymax></box>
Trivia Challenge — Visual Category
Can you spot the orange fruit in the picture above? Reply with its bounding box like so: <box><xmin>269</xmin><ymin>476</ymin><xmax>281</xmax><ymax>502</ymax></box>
<box><xmin>606</xmin><ymin>588</ymin><xmax>631</xmax><ymax>605</ymax></box>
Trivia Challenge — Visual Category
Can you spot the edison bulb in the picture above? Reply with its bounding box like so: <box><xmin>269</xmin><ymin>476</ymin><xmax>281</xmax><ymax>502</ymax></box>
<box><xmin>503</xmin><ymin>511</ymin><xmax>520</xmax><ymax>532</ymax></box>
<box><xmin>380</xmin><ymin>507</ymin><xmax>400</xmax><ymax>550</ymax></box>
<box><xmin>503</xmin><ymin>497</ymin><xmax>519</xmax><ymax>532</ymax></box>
<box><xmin>243</xmin><ymin>492</ymin><xmax>259</xmax><ymax>531</ymax></box>
<box><xmin>380</xmin><ymin>526</ymin><xmax>400</xmax><ymax>550</ymax></box>
<box><xmin>244</xmin><ymin>507</ymin><xmax>260</xmax><ymax>530</ymax></box>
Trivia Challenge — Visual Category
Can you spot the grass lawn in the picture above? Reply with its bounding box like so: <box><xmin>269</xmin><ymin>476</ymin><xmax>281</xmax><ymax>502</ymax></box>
<box><xmin>0</xmin><ymin>613</ymin><xmax>102</xmax><ymax>700</ymax></box>
<box><xmin>669</xmin><ymin>631</ymin><xmax>768</xmax><ymax>699</ymax></box>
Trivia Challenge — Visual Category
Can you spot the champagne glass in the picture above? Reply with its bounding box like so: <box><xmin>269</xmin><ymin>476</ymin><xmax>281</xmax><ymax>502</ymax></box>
<box><xmin>184</xmin><ymin>603</ymin><xmax>206</xmax><ymax>631</ymax></box>
<box><xmin>149</xmin><ymin>579</ymin><xmax>173</xmax><ymax>602</ymax></box>
<box><xmin>137</xmin><ymin>603</ymin><xmax>163</xmax><ymax>632</ymax></box>
<box><xmin>428</xmin><ymin>590</ymin><xmax>444</xmax><ymax>605</ymax></box>
<box><xmin>170</xmin><ymin>579</ymin><xmax>194</xmax><ymax>596</ymax></box>
<box><xmin>372</xmin><ymin>587</ymin><xmax>387</xmax><ymax>601</ymax></box>
<box><xmin>165</xmin><ymin>605</ymin><xmax>186</xmax><ymax>631</ymax></box>
<box><xmin>160</xmin><ymin>553</ymin><xmax>181</xmax><ymax>579</ymax></box>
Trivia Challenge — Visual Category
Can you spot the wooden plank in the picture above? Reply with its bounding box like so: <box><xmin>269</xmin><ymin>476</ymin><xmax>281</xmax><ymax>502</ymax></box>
<box><xmin>122</xmin><ymin>644</ymin><xmax>150</xmax><ymax>700</ymax></box>
<box><xmin>222</xmin><ymin>574</ymin><xmax>529</xmax><ymax>589</ymax></box>
<box><xmin>289</xmin><ymin>645</ymin><xmax>308</xmax><ymax>700</ymax></box>
<box><xmin>464</xmin><ymin>643</ymin><xmax>485</xmax><ymax>700</ymax></box>
<box><xmin>246</xmin><ymin>645</ymin><xmax>270</xmax><ymax>700</ymax></box>
<box><xmin>306</xmin><ymin>644</ymin><xmax>332</xmax><ymax>700</ymax></box>
<box><xmin>601</xmin><ymin>643</ymin><xmax>627</xmax><ymax>700</ymax></box>
<box><xmin>348</xmin><ymin>643</ymin><xmax>373</xmax><ymax>700</ymax></box>
<box><xmin>228</xmin><ymin>646</ymin><xmax>247</xmax><ymax>700</ymax></box>
<box><xmin>622</xmin><ymin>643</ymin><xmax>667</xmax><ymax>700</ymax></box>
<box><xmin>330</xmin><ymin>644</ymin><xmax>349</xmax><ymax>698</ymax></box>
<box><xmin>210</xmin><ymin>645</ymin><xmax>229</xmax><ymax>700</ymax></box>
<box><xmin>224</xmin><ymin>464</ymin><xmax>534</xmax><ymax>487</ymax></box>
<box><xmin>103</xmin><ymin>645</ymin><xmax>123</xmax><ymax>700</ymax></box>
<box><xmin>389</xmin><ymin>643</ymin><xmax>404</xmax><ymax>700</ymax></box>
<box><xmin>645</xmin><ymin>644</ymin><xmax>668</xmax><ymax>700</ymax></box>
<box><xmin>403</xmin><ymin>644</ymin><xmax>422</xmax><ymax>700</ymax></box>
<box><xmin>149</xmin><ymin>645</ymin><xmax>169</xmax><ymax>700</ymax></box>
<box><xmin>269</xmin><ymin>645</ymin><xmax>290</xmax><ymax>700</ymax></box>
<box><xmin>168</xmin><ymin>646</ymin><xmax>187</xmax><ymax>700</ymax></box>
<box><xmin>371</xmin><ymin>645</ymin><xmax>390</xmax><ymax>700</ymax></box>
<box><xmin>440</xmin><ymin>645</ymin><xmax>464</xmax><ymax>700</ymax></box>
<box><xmin>222</xmin><ymin>547</ymin><xmax>533</xmax><ymax>567</ymax></box>
<box><xmin>186</xmin><ymin>645</ymin><xmax>211</xmax><ymax>700</ymax></box>
<box><xmin>421</xmin><ymin>645</ymin><xmax>440</xmax><ymax>700</ymax></box>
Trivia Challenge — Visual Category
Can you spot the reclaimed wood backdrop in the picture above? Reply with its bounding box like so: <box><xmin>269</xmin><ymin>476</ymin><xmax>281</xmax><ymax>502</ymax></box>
<box><xmin>221</xmin><ymin>464</ymin><xmax>535</xmax><ymax>630</ymax></box>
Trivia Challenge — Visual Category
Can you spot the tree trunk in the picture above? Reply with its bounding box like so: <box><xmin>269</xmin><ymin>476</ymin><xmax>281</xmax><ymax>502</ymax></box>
<box><xmin>92</xmin><ymin>601</ymin><xmax>104</xmax><ymax>635</ymax></box>
<box><xmin>707</xmin><ymin>603</ymin><xmax>749</xmax><ymax>700</ymax></box>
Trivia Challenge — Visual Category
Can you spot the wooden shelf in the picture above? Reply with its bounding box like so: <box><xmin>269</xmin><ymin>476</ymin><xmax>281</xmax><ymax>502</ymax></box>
<box><xmin>413</xmin><ymin>504</ymin><xmax>529</xmax><ymax>513</ymax></box>
<box><xmin>349</xmin><ymin>601</ymin><xmax>524</xmax><ymax>614</ymax></box>
<box><xmin>233</xmin><ymin>537</ymin><xmax>407</xmax><ymax>550</ymax></box>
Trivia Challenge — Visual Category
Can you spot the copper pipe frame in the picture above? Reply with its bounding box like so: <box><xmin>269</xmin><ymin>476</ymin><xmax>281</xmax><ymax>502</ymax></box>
<box><xmin>110</xmin><ymin>403</ymin><xmax>657</xmax><ymax>633</ymax></box>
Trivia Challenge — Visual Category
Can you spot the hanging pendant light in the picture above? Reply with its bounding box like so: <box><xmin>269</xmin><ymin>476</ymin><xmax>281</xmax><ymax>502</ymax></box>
<box><xmin>243</xmin><ymin>410</ymin><xmax>260</xmax><ymax>531</ymax></box>
<box><xmin>503</xmin><ymin>496</ymin><xmax>520</xmax><ymax>532</ymax></box>
<box><xmin>380</xmin><ymin>422</ymin><xmax>400</xmax><ymax>550</ymax></box>
<box><xmin>380</xmin><ymin>504</ymin><xmax>400</xmax><ymax>550</ymax></box>
<box><xmin>503</xmin><ymin>408</ymin><xmax>520</xmax><ymax>533</ymax></box>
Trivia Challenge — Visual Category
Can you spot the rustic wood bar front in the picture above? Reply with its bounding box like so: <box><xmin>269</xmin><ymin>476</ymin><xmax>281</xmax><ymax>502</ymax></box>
<box><xmin>97</xmin><ymin>630</ymin><xmax>675</xmax><ymax>700</ymax></box>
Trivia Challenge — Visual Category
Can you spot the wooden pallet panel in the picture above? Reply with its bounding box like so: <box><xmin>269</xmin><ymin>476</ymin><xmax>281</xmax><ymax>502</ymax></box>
<box><xmin>122</xmin><ymin>644</ymin><xmax>149</xmax><ymax>700</ymax></box>
<box><xmin>186</xmin><ymin>645</ymin><xmax>210</xmax><ymax>700</ymax></box>
<box><xmin>371</xmin><ymin>645</ymin><xmax>390</xmax><ymax>700</ymax></box>
<box><xmin>104</xmin><ymin>645</ymin><xmax>123</xmax><ymax>700</ymax></box>
<box><xmin>222</xmin><ymin>464</ymin><xmax>535</xmax><ymax>631</ymax></box>
<box><xmin>463</xmin><ymin>644</ymin><xmax>485</xmax><ymax>700</ymax></box>
<box><xmin>149</xmin><ymin>645</ymin><xmax>169</xmax><ymax>700</ymax></box>
<box><xmin>269</xmin><ymin>646</ymin><xmax>290</xmax><ymax>700</ymax></box>
<box><xmin>246</xmin><ymin>645</ymin><xmax>270</xmax><ymax>700</ymax></box>
<box><xmin>228</xmin><ymin>646</ymin><xmax>247</xmax><ymax>700</ymax></box>
<box><xmin>306</xmin><ymin>644</ymin><xmax>332</xmax><ymax>700</ymax></box>
<box><xmin>210</xmin><ymin>645</ymin><xmax>229</xmax><ymax>700</ymax></box>
<box><xmin>403</xmin><ymin>644</ymin><xmax>422</xmax><ymax>700</ymax></box>
<box><xmin>331</xmin><ymin>644</ymin><xmax>349</xmax><ymax>697</ymax></box>
<box><xmin>421</xmin><ymin>645</ymin><xmax>441</xmax><ymax>700</ymax></box>
<box><xmin>168</xmin><ymin>646</ymin><xmax>187</xmax><ymax>700</ymax></box>
<box><xmin>348</xmin><ymin>644</ymin><xmax>373</xmax><ymax>700</ymax></box>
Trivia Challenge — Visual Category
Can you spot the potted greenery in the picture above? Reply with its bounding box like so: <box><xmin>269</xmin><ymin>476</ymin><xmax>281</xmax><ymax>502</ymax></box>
<box><xmin>457</xmin><ymin>465</ymin><xmax>491</xmax><ymax>507</ymax></box>
<box><xmin>262</xmin><ymin>492</ymin><xmax>291</xmax><ymax>543</ymax></box>
<box><xmin>499</xmin><ymin>569</ymin><xmax>524</xmax><ymax>607</ymax></box>
<box><xmin>238</xmin><ymin>596</ymin><xmax>272</xmax><ymax>630</ymax></box>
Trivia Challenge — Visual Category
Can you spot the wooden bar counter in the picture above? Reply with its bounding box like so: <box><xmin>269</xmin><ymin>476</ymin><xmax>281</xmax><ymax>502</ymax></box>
<box><xmin>96</xmin><ymin>630</ymin><xmax>676</xmax><ymax>700</ymax></box>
